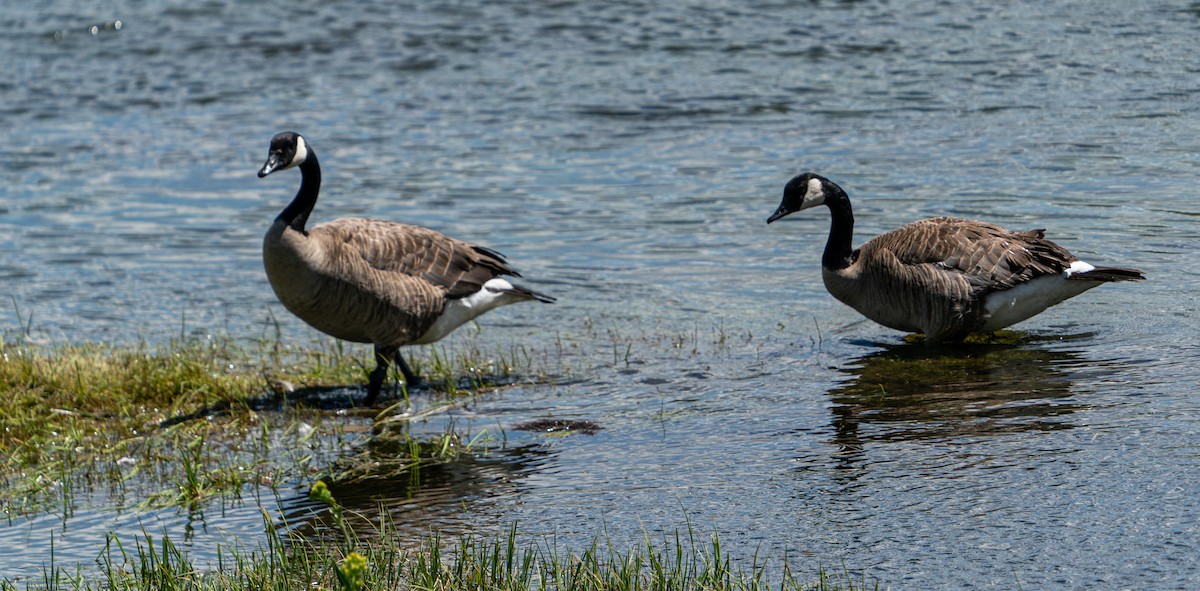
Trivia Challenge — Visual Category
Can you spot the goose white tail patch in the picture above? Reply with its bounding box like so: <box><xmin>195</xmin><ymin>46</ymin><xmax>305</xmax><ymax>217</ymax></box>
<box><xmin>413</xmin><ymin>278</ymin><xmax>525</xmax><ymax>344</ymax></box>
<box><xmin>1063</xmin><ymin>260</ymin><xmax>1095</xmax><ymax>277</ymax></box>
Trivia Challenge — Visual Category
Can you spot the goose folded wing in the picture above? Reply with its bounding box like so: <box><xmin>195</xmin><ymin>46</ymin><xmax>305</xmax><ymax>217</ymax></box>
<box><xmin>882</xmin><ymin>217</ymin><xmax>1077</xmax><ymax>293</ymax></box>
<box><xmin>327</xmin><ymin>220</ymin><xmax>519</xmax><ymax>299</ymax></box>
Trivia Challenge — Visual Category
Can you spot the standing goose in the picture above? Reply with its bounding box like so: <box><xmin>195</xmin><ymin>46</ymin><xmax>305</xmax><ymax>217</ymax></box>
<box><xmin>766</xmin><ymin>173</ymin><xmax>1144</xmax><ymax>342</ymax></box>
<box><xmin>257</xmin><ymin>131</ymin><xmax>555</xmax><ymax>404</ymax></box>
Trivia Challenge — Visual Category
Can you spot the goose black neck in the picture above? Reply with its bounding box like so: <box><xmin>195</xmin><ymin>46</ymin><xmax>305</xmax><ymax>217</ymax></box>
<box><xmin>277</xmin><ymin>150</ymin><xmax>321</xmax><ymax>233</ymax></box>
<box><xmin>822</xmin><ymin>193</ymin><xmax>856</xmax><ymax>271</ymax></box>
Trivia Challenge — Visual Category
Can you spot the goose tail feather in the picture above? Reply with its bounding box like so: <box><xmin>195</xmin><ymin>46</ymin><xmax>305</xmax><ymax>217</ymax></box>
<box><xmin>487</xmin><ymin>283</ymin><xmax>557</xmax><ymax>304</ymax></box>
<box><xmin>1070</xmin><ymin>266</ymin><xmax>1146</xmax><ymax>282</ymax></box>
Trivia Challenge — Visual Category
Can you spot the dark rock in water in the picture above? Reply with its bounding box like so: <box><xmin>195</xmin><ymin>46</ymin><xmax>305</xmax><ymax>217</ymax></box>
<box><xmin>513</xmin><ymin>418</ymin><xmax>602</xmax><ymax>435</ymax></box>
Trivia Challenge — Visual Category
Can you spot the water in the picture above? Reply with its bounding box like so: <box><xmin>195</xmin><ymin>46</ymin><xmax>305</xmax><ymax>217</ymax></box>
<box><xmin>3</xmin><ymin>0</ymin><xmax>1200</xmax><ymax>587</ymax></box>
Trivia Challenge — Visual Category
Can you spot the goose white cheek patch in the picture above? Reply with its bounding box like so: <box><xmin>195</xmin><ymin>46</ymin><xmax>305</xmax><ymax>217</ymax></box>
<box><xmin>288</xmin><ymin>136</ymin><xmax>308</xmax><ymax>169</ymax></box>
<box><xmin>803</xmin><ymin>177</ymin><xmax>826</xmax><ymax>208</ymax></box>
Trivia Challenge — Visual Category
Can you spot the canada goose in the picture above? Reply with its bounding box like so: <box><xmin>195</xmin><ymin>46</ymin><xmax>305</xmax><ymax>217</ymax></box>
<box><xmin>257</xmin><ymin>131</ymin><xmax>555</xmax><ymax>404</ymax></box>
<box><xmin>766</xmin><ymin>173</ymin><xmax>1144</xmax><ymax>342</ymax></box>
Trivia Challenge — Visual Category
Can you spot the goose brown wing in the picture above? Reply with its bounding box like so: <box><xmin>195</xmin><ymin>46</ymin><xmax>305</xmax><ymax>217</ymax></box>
<box><xmin>868</xmin><ymin>217</ymin><xmax>1077</xmax><ymax>293</ymax></box>
<box><xmin>312</xmin><ymin>219</ymin><xmax>518</xmax><ymax>299</ymax></box>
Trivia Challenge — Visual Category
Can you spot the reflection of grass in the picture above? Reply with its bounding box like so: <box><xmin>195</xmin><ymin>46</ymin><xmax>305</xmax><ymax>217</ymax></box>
<box><xmin>17</xmin><ymin>486</ymin><xmax>879</xmax><ymax>591</ymax></box>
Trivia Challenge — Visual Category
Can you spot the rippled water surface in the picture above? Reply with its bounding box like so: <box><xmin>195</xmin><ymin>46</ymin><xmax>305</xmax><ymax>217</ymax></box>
<box><xmin>3</xmin><ymin>0</ymin><xmax>1200</xmax><ymax>587</ymax></box>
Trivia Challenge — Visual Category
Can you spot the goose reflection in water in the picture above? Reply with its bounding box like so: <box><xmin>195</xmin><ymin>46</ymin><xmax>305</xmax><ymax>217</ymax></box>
<box><xmin>279</xmin><ymin>442</ymin><xmax>552</xmax><ymax>546</ymax></box>
<box><xmin>827</xmin><ymin>336</ymin><xmax>1091</xmax><ymax>454</ymax></box>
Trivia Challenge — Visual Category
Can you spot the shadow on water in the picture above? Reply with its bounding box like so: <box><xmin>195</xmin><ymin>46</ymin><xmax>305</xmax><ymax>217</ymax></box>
<box><xmin>828</xmin><ymin>336</ymin><xmax>1088</xmax><ymax>453</ymax></box>
<box><xmin>158</xmin><ymin>370</ymin><xmax>545</xmax><ymax>428</ymax></box>
<box><xmin>156</xmin><ymin>386</ymin><xmax>371</xmax><ymax>429</ymax></box>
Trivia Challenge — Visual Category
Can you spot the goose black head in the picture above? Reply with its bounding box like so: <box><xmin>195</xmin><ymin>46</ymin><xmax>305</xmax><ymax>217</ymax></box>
<box><xmin>258</xmin><ymin>131</ymin><xmax>309</xmax><ymax>178</ymax></box>
<box><xmin>767</xmin><ymin>172</ymin><xmax>840</xmax><ymax>224</ymax></box>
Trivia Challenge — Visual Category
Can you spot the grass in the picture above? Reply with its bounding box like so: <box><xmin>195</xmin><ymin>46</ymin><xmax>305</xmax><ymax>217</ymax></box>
<box><xmin>3</xmin><ymin>484</ymin><xmax>879</xmax><ymax>591</ymax></box>
<box><xmin>0</xmin><ymin>336</ymin><xmax>329</xmax><ymax>514</ymax></box>
<box><xmin>0</xmin><ymin>332</ymin><xmax>550</xmax><ymax>516</ymax></box>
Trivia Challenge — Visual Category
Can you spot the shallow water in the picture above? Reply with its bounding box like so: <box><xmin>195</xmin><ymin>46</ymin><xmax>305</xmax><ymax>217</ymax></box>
<box><xmin>3</xmin><ymin>0</ymin><xmax>1200</xmax><ymax>587</ymax></box>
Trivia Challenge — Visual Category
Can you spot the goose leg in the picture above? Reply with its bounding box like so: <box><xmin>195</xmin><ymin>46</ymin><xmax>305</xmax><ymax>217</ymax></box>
<box><xmin>393</xmin><ymin>351</ymin><xmax>421</xmax><ymax>386</ymax></box>
<box><xmin>365</xmin><ymin>344</ymin><xmax>397</xmax><ymax>405</ymax></box>
<box><xmin>365</xmin><ymin>345</ymin><xmax>422</xmax><ymax>405</ymax></box>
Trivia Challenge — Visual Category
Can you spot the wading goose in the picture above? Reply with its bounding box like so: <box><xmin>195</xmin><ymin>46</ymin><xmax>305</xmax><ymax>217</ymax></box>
<box><xmin>257</xmin><ymin>131</ymin><xmax>555</xmax><ymax>404</ymax></box>
<box><xmin>766</xmin><ymin>173</ymin><xmax>1144</xmax><ymax>342</ymax></box>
